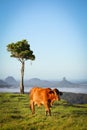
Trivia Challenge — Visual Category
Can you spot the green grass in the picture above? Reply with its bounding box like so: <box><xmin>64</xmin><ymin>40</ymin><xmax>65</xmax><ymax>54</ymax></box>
<box><xmin>0</xmin><ymin>93</ymin><xmax>87</xmax><ymax>130</ymax></box>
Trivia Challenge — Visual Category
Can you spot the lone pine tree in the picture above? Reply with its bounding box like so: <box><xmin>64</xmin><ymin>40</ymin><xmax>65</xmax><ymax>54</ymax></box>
<box><xmin>7</xmin><ymin>39</ymin><xmax>35</xmax><ymax>94</ymax></box>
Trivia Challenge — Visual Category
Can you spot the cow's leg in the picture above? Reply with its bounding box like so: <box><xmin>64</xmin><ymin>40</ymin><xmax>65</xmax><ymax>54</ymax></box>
<box><xmin>30</xmin><ymin>100</ymin><xmax>35</xmax><ymax>114</ymax></box>
<box><xmin>46</xmin><ymin>108</ymin><xmax>51</xmax><ymax>116</ymax></box>
<box><xmin>44</xmin><ymin>103</ymin><xmax>51</xmax><ymax>116</ymax></box>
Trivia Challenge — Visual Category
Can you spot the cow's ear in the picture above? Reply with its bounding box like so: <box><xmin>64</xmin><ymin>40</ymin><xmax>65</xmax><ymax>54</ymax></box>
<box><xmin>53</xmin><ymin>88</ymin><xmax>60</xmax><ymax>94</ymax></box>
<box><xmin>60</xmin><ymin>91</ymin><xmax>63</xmax><ymax>95</ymax></box>
<box><xmin>49</xmin><ymin>90</ymin><xmax>54</xmax><ymax>94</ymax></box>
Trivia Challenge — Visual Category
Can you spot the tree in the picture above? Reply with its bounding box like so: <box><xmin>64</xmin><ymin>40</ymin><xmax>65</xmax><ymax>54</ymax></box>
<box><xmin>7</xmin><ymin>39</ymin><xmax>35</xmax><ymax>94</ymax></box>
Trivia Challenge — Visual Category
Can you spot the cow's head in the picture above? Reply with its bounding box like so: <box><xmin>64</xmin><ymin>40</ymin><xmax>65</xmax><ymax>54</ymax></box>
<box><xmin>53</xmin><ymin>88</ymin><xmax>63</xmax><ymax>101</ymax></box>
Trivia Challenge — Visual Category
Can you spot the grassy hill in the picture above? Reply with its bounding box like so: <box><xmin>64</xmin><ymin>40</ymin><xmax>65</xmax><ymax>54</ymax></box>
<box><xmin>0</xmin><ymin>93</ymin><xmax>87</xmax><ymax>130</ymax></box>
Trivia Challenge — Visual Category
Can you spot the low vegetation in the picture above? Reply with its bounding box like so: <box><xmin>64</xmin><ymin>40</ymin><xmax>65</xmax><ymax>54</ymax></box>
<box><xmin>0</xmin><ymin>93</ymin><xmax>87</xmax><ymax>130</ymax></box>
<box><xmin>61</xmin><ymin>92</ymin><xmax>87</xmax><ymax>104</ymax></box>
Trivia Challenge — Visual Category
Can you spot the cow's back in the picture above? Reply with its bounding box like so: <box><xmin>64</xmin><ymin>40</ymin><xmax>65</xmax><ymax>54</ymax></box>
<box><xmin>30</xmin><ymin>87</ymin><xmax>50</xmax><ymax>105</ymax></box>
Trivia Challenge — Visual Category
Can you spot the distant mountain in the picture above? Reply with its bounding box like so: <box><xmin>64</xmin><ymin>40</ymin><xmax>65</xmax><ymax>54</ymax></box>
<box><xmin>57</xmin><ymin>77</ymin><xmax>78</xmax><ymax>87</ymax></box>
<box><xmin>5</xmin><ymin>76</ymin><xmax>18</xmax><ymax>86</ymax></box>
<box><xmin>29</xmin><ymin>78</ymin><xmax>41</xmax><ymax>84</ymax></box>
<box><xmin>25</xmin><ymin>77</ymin><xmax>79</xmax><ymax>88</ymax></box>
<box><xmin>0</xmin><ymin>80</ymin><xmax>8</xmax><ymax>85</ymax></box>
<box><xmin>25</xmin><ymin>78</ymin><xmax>54</xmax><ymax>87</ymax></box>
<box><xmin>0</xmin><ymin>79</ymin><xmax>10</xmax><ymax>88</ymax></box>
<box><xmin>0</xmin><ymin>76</ymin><xmax>81</xmax><ymax>89</ymax></box>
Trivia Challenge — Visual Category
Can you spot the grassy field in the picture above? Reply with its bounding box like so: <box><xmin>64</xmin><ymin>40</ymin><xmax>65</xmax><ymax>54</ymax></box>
<box><xmin>0</xmin><ymin>93</ymin><xmax>87</xmax><ymax>130</ymax></box>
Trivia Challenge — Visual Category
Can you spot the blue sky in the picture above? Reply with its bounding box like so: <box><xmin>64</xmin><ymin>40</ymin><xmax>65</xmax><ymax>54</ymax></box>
<box><xmin>0</xmin><ymin>0</ymin><xmax>87</xmax><ymax>80</ymax></box>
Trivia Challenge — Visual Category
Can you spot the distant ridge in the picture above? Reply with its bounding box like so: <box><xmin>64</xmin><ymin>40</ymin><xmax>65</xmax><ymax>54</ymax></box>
<box><xmin>25</xmin><ymin>78</ymin><xmax>53</xmax><ymax>87</ymax></box>
<box><xmin>0</xmin><ymin>76</ymin><xmax>85</xmax><ymax>88</ymax></box>
<box><xmin>0</xmin><ymin>79</ymin><xmax>10</xmax><ymax>88</ymax></box>
<box><xmin>5</xmin><ymin>76</ymin><xmax>17</xmax><ymax>85</ymax></box>
<box><xmin>57</xmin><ymin>77</ymin><xmax>78</xmax><ymax>87</ymax></box>
<box><xmin>0</xmin><ymin>80</ymin><xmax>8</xmax><ymax>85</ymax></box>
<box><xmin>25</xmin><ymin>77</ymin><xmax>79</xmax><ymax>88</ymax></box>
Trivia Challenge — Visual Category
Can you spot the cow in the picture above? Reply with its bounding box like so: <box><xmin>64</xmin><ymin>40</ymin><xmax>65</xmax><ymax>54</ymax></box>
<box><xmin>29</xmin><ymin>87</ymin><xmax>63</xmax><ymax>116</ymax></box>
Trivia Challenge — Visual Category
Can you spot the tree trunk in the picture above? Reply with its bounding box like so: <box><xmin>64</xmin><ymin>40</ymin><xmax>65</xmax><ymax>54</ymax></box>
<box><xmin>20</xmin><ymin>61</ymin><xmax>24</xmax><ymax>94</ymax></box>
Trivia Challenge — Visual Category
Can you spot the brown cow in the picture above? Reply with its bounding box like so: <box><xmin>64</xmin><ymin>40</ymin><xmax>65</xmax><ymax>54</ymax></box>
<box><xmin>29</xmin><ymin>87</ymin><xmax>63</xmax><ymax>116</ymax></box>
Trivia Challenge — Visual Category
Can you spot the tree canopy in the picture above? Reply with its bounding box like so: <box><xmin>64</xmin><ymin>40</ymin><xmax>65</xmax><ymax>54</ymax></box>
<box><xmin>7</xmin><ymin>39</ymin><xmax>35</xmax><ymax>62</ymax></box>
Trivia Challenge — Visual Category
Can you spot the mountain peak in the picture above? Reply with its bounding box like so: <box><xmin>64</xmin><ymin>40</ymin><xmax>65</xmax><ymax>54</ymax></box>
<box><xmin>57</xmin><ymin>77</ymin><xmax>74</xmax><ymax>87</ymax></box>
<box><xmin>63</xmin><ymin>77</ymin><xmax>67</xmax><ymax>81</ymax></box>
<box><xmin>5</xmin><ymin>76</ymin><xmax>17</xmax><ymax>85</ymax></box>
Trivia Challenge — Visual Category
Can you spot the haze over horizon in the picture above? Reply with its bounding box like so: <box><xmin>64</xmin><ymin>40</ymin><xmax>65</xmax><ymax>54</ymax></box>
<box><xmin>0</xmin><ymin>0</ymin><xmax>87</xmax><ymax>81</ymax></box>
